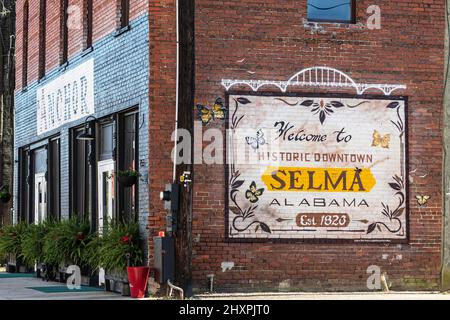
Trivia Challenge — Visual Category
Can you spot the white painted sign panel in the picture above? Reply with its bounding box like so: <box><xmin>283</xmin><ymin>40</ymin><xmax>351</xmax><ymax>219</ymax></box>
<box><xmin>36</xmin><ymin>59</ymin><xmax>94</xmax><ymax>135</ymax></box>
<box><xmin>226</xmin><ymin>93</ymin><xmax>407</xmax><ymax>242</ymax></box>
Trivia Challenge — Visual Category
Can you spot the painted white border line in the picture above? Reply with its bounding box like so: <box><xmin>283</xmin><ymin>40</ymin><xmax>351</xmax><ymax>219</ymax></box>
<box><xmin>222</xmin><ymin>66</ymin><xmax>406</xmax><ymax>96</ymax></box>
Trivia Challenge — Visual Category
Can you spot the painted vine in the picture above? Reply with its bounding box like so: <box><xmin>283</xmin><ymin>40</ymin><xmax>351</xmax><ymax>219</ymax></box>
<box><xmin>228</xmin><ymin>97</ymin><xmax>271</xmax><ymax>235</ymax></box>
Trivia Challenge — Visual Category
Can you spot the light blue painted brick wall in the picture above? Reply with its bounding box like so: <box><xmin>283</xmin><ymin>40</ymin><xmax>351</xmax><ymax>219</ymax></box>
<box><xmin>14</xmin><ymin>14</ymin><xmax>149</xmax><ymax>259</ymax></box>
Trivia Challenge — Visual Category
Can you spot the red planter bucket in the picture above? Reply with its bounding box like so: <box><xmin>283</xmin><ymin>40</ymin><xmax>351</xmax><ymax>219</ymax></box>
<box><xmin>127</xmin><ymin>267</ymin><xmax>150</xmax><ymax>298</ymax></box>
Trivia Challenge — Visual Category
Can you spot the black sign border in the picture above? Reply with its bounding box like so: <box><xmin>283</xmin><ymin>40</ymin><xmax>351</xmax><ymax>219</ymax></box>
<box><xmin>224</xmin><ymin>91</ymin><xmax>409</xmax><ymax>244</ymax></box>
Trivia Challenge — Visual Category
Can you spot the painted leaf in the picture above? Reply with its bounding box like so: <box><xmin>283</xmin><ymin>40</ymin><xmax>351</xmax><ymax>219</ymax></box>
<box><xmin>259</xmin><ymin>223</ymin><xmax>272</xmax><ymax>234</ymax></box>
<box><xmin>232</xmin><ymin>180</ymin><xmax>245</xmax><ymax>189</ymax></box>
<box><xmin>319</xmin><ymin>111</ymin><xmax>326</xmax><ymax>124</ymax></box>
<box><xmin>387</xmin><ymin>102</ymin><xmax>400</xmax><ymax>109</ymax></box>
<box><xmin>330</xmin><ymin>101</ymin><xmax>344</xmax><ymax>108</ymax></box>
<box><xmin>392</xmin><ymin>207</ymin><xmax>405</xmax><ymax>218</ymax></box>
<box><xmin>382</xmin><ymin>210</ymin><xmax>390</xmax><ymax>218</ymax></box>
<box><xmin>367</xmin><ymin>223</ymin><xmax>377</xmax><ymax>234</ymax></box>
<box><xmin>300</xmin><ymin>100</ymin><xmax>314</xmax><ymax>107</ymax></box>
<box><xmin>237</xmin><ymin>97</ymin><xmax>251</xmax><ymax>105</ymax></box>
<box><xmin>229</xmin><ymin>206</ymin><xmax>242</xmax><ymax>216</ymax></box>
<box><xmin>389</xmin><ymin>183</ymin><xmax>401</xmax><ymax>191</ymax></box>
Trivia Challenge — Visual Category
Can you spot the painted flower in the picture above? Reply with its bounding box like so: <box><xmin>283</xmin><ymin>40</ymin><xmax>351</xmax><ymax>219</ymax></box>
<box><xmin>75</xmin><ymin>232</ymin><xmax>85</xmax><ymax>241</ymax></box>
<box><xmin>120</xmin><ymin>235</ymin><xmax>131</xmax><ymax>244</ymax></box>
<box><xmin>300</xmin><ymin>99</ymin><xmax>345</xmax><ymax>125</ymax></box>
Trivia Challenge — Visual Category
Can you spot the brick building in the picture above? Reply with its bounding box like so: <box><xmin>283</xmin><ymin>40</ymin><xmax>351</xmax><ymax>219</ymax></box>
<box><xmin>0</xmin><ymin>0</ymin><xmax>15</xmax><ymax>226</ymax></box>
<box><xmin>13</xmin><ymin>0</ymin><xmax>149</xmax><ymax>270</ymax></box>
<box><xmin>149</xmin><ymin>0</ymin><xmax>448</xmax><ymax>293</ymax></box>
<box><xmin>12</xmin><ymin>0</ymin><xmax>449</xmax><ymax>294</ymax></box>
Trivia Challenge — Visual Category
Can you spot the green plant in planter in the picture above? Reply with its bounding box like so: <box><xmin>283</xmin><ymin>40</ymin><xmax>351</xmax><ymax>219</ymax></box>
<box><xmin>117</xmin><ymin>169</ymin><xmax>140</xmax><ymax>187</ymax></box>
<box><xmin>0</xmin><ymin>223</ymin><xmax>30</xmax><ymax>261</ymax></box>
<box><xmin>86</xmin><ymin>221</ymin><xmax>143</xmax><ymax>274</ymax></box>
<box><xmin>117</xmin><ymin>169</ymin><xmax>140</xmax><ymax>178</ymax></box>
<box><xmin>20</xmin><ymin>220</ymin><xmax>54</xmax><ymax>267</ymax></box>
<box><xmin>43</xmin><ymin>218</ymin><xmax>92</xmax><ymax>267</ymax></box>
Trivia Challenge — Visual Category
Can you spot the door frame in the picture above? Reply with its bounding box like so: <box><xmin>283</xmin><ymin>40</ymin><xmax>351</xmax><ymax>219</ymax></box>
<box><xmin>97</xmin><ymin>159</ymin><xmax>115</xmax><ymax>232</ymax></box>
<box><xmin>33</xmin><ymin>172</ymin><xmax>47</xmax><ymax>225</ymax></box>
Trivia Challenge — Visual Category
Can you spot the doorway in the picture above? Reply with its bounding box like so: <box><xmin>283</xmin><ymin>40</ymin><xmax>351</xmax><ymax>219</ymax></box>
<box><xmin>97</xmin><ymin>160</ymin><xmax>115</xmax><ymax>232</ymax></box>
<box><xmin>32</xmin><ymin>147</ymin><xmax>47</xmax><ymax>224</ymax></box>
<box><xmin>97</xmin><ymin>159</ymin><xmax>115</xmax><ymax>285</ymax></box>
<box><xmin>34</xmin><ymin>172</ymin><xmax>47</xmax><ymax>225</ymax></box>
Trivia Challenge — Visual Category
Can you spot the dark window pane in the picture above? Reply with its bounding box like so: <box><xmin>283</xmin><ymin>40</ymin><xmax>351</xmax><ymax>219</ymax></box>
<box><xmin>39</xmin><ymin>0</ymin><xmax>46</xmax><ymax>79</ymax></box>
<box><xmin>72</xmin><ymin>128</ymin><xmax>91</xmax><ymax>220</ymax></box>
<box><xmin>100</xmin><ymin>123</ymin><xmax>114</xmax><ymax>160</ymax></box>
<box><xmin>61</xmin><ymin>0</ymin><xmax>69</xmax><ymax>64</ymax></box>
<box><xmin>85</xmin><ymin>0</ymin><xmax>93</xmax><ymax>49</ymax></box>
<box><xmin>23</xmin><ymin>1</ymin><xmax>29</xmax><ymax>86</ymax></box>
<box><xmin>120</xmin><ymin>113</ymin><xmax>137</xmax><ymax>222</ymax></box>
<box><xmin>33</xmin><ymin>148</ymin><xmax>47</xmax><ymax>173</ymax></box>
<box><xmin>49</xmin><ymin>139</ymin><xmax>60</xmax><ymax>220</ymax></box>
<box><xmin>120</xmin><ymin>0</ymin><xmax>130</xmax><ymax>28</ymax></box>
<box><xmin>307</xmin><ymin>0</ymin><xmax>352</xmax><ymax>22</ymax></box>
<box><xmin>19</xmin><ymin>148</ymin><xmax>30</xmax><ymax>222</ymax></box>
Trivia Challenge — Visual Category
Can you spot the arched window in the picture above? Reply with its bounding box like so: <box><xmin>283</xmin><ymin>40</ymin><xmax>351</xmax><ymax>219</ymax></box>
<box><xmin>22</xmin><ymin>1</ymin><xmax>29</xmax><ymax>87</ymax></box>
<box><xmin>118</xmin><ymin>0</ymin><xmax>130</xmax><ymax>29</ymax></box>
<box><xmin>84</xmin><ymin>0</ymin><xmax>93</xmax><ymax>49</ymax></box>
<box><xmin>60</xmin><ymin>0</ymin><xmax>68</xmax><ymax>64</ymax></box>
<box><xmin>39</xmin><ymin>0</ymin><xmax>47</xmax><ymax>79</ymax></box>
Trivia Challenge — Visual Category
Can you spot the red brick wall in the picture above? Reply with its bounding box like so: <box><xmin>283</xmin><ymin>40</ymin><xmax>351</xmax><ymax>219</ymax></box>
<box><xmin>15</xmin><ymin>0</ymin><xmax>147</xmax><ymax>90</ymax></box>
<box><xmin>148</xmin><ymin>0</ymin><xmax>177</xmax><ymax>261</ymax></box>
<box><xmin>149</xmin><ymin>0</ymin><xmax>445</xmax><ymax>292</ymax></box>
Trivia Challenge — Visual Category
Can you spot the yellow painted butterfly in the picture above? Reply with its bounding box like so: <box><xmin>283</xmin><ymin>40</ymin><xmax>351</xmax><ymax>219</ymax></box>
<box><xmin>211</xmin><ymin>98</ymin><xmax>226</xmax><ymax>120</ymax></box>
<box><xmin>372</xmin><ymin>130</ymin><xmax>390</xmax><ymax>149</ymax></box>
<box><xmin>416</xmin><ymin>195</ymin><xmax>430</xmax><ymax>206</ymax></box>
<box><xmin>196</xmin><ymin>98</ymin><xmax>227</xmax><ymax>125</ymax></box>
<box><xmin>245</xmin><ymin>181</ymin><xmax>264</xmax><ymax>203</ymax></box>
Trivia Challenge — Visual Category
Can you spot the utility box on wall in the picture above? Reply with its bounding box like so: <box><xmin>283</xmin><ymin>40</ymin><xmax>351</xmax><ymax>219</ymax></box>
<box><xmin>153</xmin><ymin>236</ymin><xmax>175</xmax><ymax>284</ymax></box>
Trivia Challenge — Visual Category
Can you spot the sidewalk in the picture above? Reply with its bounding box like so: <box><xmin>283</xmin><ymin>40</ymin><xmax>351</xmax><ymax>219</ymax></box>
<box><xmin>193</xmin><ymin>291</ymin><xmax>450</xmax><ymax>300</ymax></box>
<box><xmin>0</xmin><ymin>272</ymin><xmax>132</xmax><ymax>300</ymax></box>
<box><xmin>2</xmin><ymin>270</ymin><xmax>450</xmax><ymax>300</ymax></box>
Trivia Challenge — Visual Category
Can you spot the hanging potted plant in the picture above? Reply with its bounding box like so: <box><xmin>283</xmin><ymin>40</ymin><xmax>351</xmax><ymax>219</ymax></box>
<box><xmin>117</xmin><ymin>169</ymin><xmax>139</xmax><ymax>188</ymax></box>
<box><xmin>0</xmin><ymin>186</ymin><xmax>12</xmax><ymax>204</ymax></box>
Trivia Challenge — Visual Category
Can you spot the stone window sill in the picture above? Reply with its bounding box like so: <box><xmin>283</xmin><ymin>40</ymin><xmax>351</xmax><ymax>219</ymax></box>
<box><xmin>82</xmin><ymin>46</ymin><xmax>94</xmax><ymax>57</ymax></box>
<box><xmin>114</xmin><ymin>25</ymin><xmax>131</xmax><ymax>37</ymax></box>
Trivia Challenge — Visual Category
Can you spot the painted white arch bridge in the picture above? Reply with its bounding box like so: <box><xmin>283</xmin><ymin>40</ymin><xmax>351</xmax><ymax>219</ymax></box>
<box><xmin>221</xmin><ymin>66</ymin><xmax>406</xmax><ymax>96</ymax></box>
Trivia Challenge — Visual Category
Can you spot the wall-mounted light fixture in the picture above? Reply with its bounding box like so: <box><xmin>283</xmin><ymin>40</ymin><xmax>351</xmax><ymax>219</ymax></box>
<box><xmin>76</xmin><ymin>115</ymin><xmax>97</xmax><ymax>141</ymax></box>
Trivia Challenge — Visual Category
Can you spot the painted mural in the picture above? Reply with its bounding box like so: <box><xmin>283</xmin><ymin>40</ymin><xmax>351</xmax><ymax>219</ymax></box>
<box><xmin>226</xmin><ymin>93</ymin><xmax>408</xmax><ymax>242</ymax></box>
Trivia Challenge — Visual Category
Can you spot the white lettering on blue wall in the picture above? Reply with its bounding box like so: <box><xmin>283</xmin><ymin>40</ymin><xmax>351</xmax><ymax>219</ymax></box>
<box><xmin>36</xmin><ymin>59</ymin><xmax>94</xmax><ymax>135</ymax></box>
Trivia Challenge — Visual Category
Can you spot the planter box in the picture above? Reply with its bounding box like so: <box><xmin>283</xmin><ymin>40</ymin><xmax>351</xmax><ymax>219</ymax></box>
<box><xmin>6</xmin><ymin>263</ymin><xmax>16</xmax><ymax>273</ymax></box>
<box><xmin>80</xmin><ymin>269</ymin><xmax>99</xmax><ymax>287</ymax></box>
<box><xmin>105</xmin><ymin>278</ymin><xmax>130</xmax><ymax>296</ymax></box>
<box><xmin>37</xmin><ymin>263</ymin><xmax>57</xmax><ymax>281</ymax></box>
<box><xmin>6</xmin><ymin>254</ymin><xmax>32</xmax><ymax>273</ymax></box>
<box><xmin>105</xmin><ymin>272</ymin><xmax>130</xmax><ymax>296</ymax></box>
